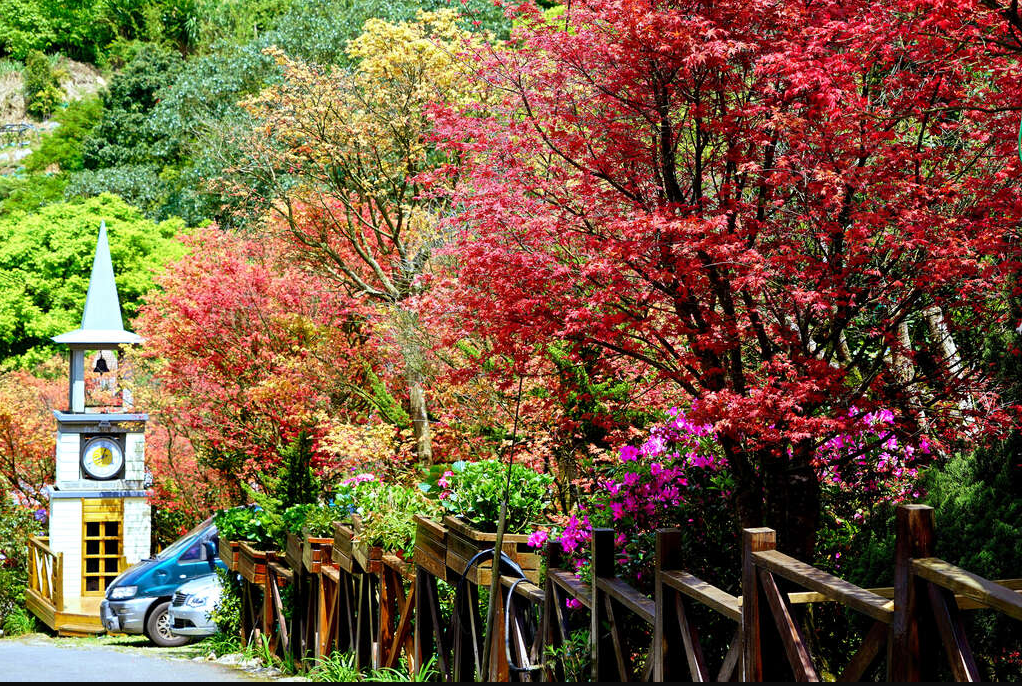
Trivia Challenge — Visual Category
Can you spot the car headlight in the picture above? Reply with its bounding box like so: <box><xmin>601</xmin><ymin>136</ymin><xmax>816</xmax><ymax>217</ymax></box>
<box><xmin>185</xmin><ymin>594</ymin><xmax>211</xmax><ymax>608</ymax></box>
<box><xmin>109</xmin><ymin>585</ymin><xmax>137</xmax><ymax>600</ymax></box>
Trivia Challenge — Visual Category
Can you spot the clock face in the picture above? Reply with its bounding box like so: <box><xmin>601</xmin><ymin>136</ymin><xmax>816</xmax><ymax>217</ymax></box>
<box><xmin>81</xmin><ymin>436</ymin><xmax>124</xmax><ymax>480</ymax></box>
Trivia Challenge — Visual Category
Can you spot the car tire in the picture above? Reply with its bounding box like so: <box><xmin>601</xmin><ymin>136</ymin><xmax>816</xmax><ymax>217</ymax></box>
<box><xmin>145</xmin><ymin>601</ymin><xmax>190</xmax><ymax>648</ymax></box>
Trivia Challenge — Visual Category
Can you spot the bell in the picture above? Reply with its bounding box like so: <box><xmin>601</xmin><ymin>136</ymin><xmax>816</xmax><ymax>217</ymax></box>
<box><xmin>93</xmin><ymin>352</ymin><xmax>110</xmax><ymax>375</ymax></box>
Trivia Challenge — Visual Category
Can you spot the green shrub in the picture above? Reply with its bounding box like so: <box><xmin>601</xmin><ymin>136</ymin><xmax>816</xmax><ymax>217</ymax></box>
<box><xmin>22</xmin><ymin>49</ymin><xmax>62</xmax><ymax>119</ymax></box>
<box><xmin>1</xmin><ymin>604</ymin><xmax>36</xmax><ymax>636</ymax></box>
<box><xmin>208</xmin><ymin>566</ymin><xmax>242</xmax><ymax>638</ymax></box>
<box><xmin>352</xmin><ymin>482</ymin><xmax>439</xmax><ymax>558</ymax></box>
<box><xmin>0</xmin><ymin>172</ymin><xmax>67</xmax><ymax>214</ymax></box>
<box><xmin>212</xmin><ymin>505</ymin><xmax>279</xmax><ymax>548</ymax></box>
<box><xmin>281</xmin><ymin>502</ymin><xmax>346</xmax><ymax>539</ymax></box>
<box><xmin>24</xmin><ymin>96</ymin><xmax>103</xmax><ymax>173</ymax></box>
<box><xmin>0</xmin><ymin>500</ymin><xmax>41</xmax><ymax>630</ymax></box>
<box><xmin>423</xmin><ymin>459</ymin><xmax>553</xmax><ymax>534</ymax></box>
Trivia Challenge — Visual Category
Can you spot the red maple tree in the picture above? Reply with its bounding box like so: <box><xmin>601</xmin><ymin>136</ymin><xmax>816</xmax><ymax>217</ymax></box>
<box><xmin>432</xmin><ymin>0</ymin><xmax>1022</xmax><ymax>556</ymax></box>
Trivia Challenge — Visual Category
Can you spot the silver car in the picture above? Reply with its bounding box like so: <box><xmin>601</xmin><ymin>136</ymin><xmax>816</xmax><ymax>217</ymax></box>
<box><xmin>168</xmin><ymin>574</ymin><xmax>222</xmax><ymax>638</ymax></box>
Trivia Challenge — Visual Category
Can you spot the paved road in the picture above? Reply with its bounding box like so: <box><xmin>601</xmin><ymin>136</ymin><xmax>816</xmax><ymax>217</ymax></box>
<box><xmin>0</xmin><ymin>637</ymin><xmax>257</xmax><ymax>682</ymax></box>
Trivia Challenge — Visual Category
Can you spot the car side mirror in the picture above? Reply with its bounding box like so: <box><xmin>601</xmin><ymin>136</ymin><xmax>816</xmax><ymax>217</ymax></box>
<box><xmin>204</xmin><ymin>540</ymin><xmax>217</xmax><ymax>569</ymax></box>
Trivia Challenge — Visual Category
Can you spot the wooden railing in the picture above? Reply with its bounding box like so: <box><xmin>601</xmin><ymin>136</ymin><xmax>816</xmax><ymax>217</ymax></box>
<box><xmin>26</xmin><ymin>535</ymin><xmax>63</xmax><ymax>613</ymax></box>
<box><xmin>260</xmin><ymin>503</ymin><xmax>1022</xmax><ymax>681</ymax></box>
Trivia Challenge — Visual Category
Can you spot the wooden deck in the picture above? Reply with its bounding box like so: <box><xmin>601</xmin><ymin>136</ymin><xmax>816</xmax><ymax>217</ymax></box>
<box><xmin>26</xmin><ymin>589</ymin><xmax>104</xmax><ymax>636</ymax></box>
<box><xmin>26</xmin><ymin>535</ymin><xmax>105</xmax><ymax>636</ymax></box>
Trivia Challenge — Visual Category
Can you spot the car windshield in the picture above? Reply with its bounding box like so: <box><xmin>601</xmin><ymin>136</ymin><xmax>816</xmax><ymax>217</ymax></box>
<box><xmin>156</xmin><ymin>517</ymin><xmax>214</xmax><ymax>560</ymax></box>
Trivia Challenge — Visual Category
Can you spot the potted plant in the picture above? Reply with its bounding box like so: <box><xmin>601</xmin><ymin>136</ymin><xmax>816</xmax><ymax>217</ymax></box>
<box><xmin>299</xmin><ymin>504</ymin><xmax>343</xmax><ymax>574</ymax></box>
<box><xmin>413</xmin><ymin>513</ymin><xmax>448</xmax><ymax>580</ymax></box>
<box><xmin>351</xmin><ymin>481</ymin><xmax>440</xmax><ymax>576</ymax></box>
<box><xmin>282</xmin><ymin>503</ymin><xmax>342</xmax><ymax>573</ymax></box>
<box><xmin>424</xmin><ymin>460</ymin><xmax>552</xmax><ymax>584</ymax></box>
<box><xmin>213</xmin><ymin>506</ymin><xmax>281</xmax><ymax>585</ymax></box>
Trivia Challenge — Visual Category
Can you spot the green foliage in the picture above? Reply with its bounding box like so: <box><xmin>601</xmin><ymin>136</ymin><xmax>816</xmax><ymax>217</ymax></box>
<box><xmin>212</xmin><ymin>505</ymin><xmax>279</xmax><ymax>548</ymax></box>
<box><xmin>276</xmin><ymin>430</ymin><xmax>318</xmax><ymax>508</ymax></box>
<box><xmin>22</xmin><ymin>49</ymin><xmax>62</xmax><ymax>119</ymax></box>
<box><xmin>0</xmin><ymin>1</ymin><xmax>57</xmax><ymax>60</ymax></box>
<box><xmin>353</xmin><ymin>481</ymin><xmax>439</xmax><ymax>558</ymax></box>
<box><xmin>0</xmin><ymin>500</ymin><xmax>42</xmax><ymax>630</ymax></box>
<box><xmin>1</xmin><ymin>604</ymin><xmax>36</xmax><ymax>636</ymax></box>
<box><xmin>203</xmin><ymin>629</ymin><xmax>242</xmax><ymax>657</ymax></box>
<box><xmin>280</xmin><ymin>502</ymin><xmax>345</xmax><ymax>538</ymax></box>
<box><xmin>0</xmin><ymin>193</ymin><xmax>186</xmax><ymax>366</ymax></box>
<box><xmin>208</xmin><ymin>566</ymin><xmax>242</xmax><ymax>637</ymax></box>
<box><xmin>309</xmin><ymin>651</ymin><xmax>361</xmax><ymax>682</ymax></box>
<box><xmin>309</xmin><ymin>651</ymin><xmax>437</xmax><ymax>682</ymax></box>
<box><xmin>83</xmin><ymin>47</ymin><xmax>183</xmax><ymax>169</ymax></box>
<box><xmin>0</xmin><ymin>172</ymin><xmax>68</xmax><ymax>214</ymax></box>
<box><xmin>423</xmin><ymin>459</ymin><xmax>553</xmax><ymax>534</ymax></box>
<box><xmin>544</xmin><ymin>627</ymin><xmax>590</xmax><ymax>682</ymax></box>
<box><xmin>24</xmin><ymin>96</ymin><xmax>103</xmax><ymax>173</ymax></box>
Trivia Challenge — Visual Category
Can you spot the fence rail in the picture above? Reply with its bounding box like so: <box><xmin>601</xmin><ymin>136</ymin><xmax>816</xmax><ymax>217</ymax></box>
<box><xmin>227</xmin><ymin>503</ymin><xmax>1019</xmax><ymax>682</ymax></box>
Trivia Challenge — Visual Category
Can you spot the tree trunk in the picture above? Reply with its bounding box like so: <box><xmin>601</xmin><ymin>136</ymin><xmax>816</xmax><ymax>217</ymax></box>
<box><xmin>758</xmin><ymin>442</ymin><xmax>821</xmax><ymax>562</ymax></box>
<box><xmin>394</xmin><ymin>306</ymin><xmax>434</xmax><ymax>463</ymax></box>
<box><xmin>406</xmin><ymin>363</ymin><xmax>433</xmax><ymax>463</ymax></box>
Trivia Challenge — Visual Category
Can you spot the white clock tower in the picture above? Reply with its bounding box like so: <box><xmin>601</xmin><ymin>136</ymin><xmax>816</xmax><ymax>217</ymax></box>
<box><xmin>47</xmin><ymin>221</ymin><xmax>151</xmax><ymax>614</ymax></box>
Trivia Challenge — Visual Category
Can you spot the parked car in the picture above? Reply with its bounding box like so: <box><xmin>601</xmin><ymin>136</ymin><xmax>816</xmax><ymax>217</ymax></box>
<box><xmin>100</xmin><ymin>517</ymin><xmax>225</xmax><ymax>646</ymax></box>
<box><xmin>168</xmin><ymin>573</ymin><xmax>222</xmax><ymax>639</ymax></box>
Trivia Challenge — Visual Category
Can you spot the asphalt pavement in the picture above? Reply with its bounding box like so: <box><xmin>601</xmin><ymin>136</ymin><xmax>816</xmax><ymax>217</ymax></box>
<box><xmin>0</xmin><ymin>635</ymin><xmax>257</xmax><ymax>682</ymax></box>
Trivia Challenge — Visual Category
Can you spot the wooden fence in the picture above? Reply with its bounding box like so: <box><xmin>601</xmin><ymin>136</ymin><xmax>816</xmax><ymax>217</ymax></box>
<box><xmin>226</xmin><ymin>503</ymin><xmax>1021</xmax><ymax>682</ymax></box>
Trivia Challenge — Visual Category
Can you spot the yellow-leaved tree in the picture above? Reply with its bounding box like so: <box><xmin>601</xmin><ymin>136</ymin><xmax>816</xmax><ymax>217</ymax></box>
<box><xmin>219</xmin><ymin>10</ymin><xmax>494</xmax><ymax>463</ymax></box>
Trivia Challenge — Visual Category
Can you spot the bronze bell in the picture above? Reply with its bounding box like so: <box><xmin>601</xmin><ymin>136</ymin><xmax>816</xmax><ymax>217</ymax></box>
<box><xmin>93</xmin><ymin>353</ymin><xmax>110</xmax><ymax>375</ymax></box>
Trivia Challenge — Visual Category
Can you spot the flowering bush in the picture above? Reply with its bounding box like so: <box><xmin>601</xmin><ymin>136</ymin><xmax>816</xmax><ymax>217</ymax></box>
<box><xmin>548</xmin><ymin>408</ymin><xmax>737</xmax><ymax>592</ymax></box>
<box><xmin>813</xmin><ymin>408</ymin><xmax>932</xmax><ymax>572</ymax></box>
<box><xmin>547</xmin><ymin>406</ymin><xmax>931</xmax><ymax>591</ymax></box>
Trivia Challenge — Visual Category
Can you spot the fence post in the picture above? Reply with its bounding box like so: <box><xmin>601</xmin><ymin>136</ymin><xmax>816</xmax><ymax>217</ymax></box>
<box><xmin>590</xmin><ymin>528</ymin><xmax>616</xmax><ymax>681</ymax></box>
<box><xmin>742</xmin><ymin>527</ymin><xmax>776</xmax><ymax>682</ymax></box>
<box><xmin>539</xmin><ymin>542</ymin><xmax>562</xmax><ymax>682</ymax></box>
<box><xmin>890</xmin><ymin>504</ymin><xmax>935</xmax><ymax>681</ymax></box>
<box><xmin>654</xmin><ymin>528</ymin><xmax>683</xmax><ymax>682</ymax></box>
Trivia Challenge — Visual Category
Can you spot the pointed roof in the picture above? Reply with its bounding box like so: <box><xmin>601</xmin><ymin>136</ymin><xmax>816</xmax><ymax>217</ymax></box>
<box><xmin>53</xmin><ymin>221</ymin><xmax>143</xmax><ymax>346</ymax></box>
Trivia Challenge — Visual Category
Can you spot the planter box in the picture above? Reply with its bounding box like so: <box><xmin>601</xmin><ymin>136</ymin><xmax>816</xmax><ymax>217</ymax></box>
<box><xmin>285</xmin><ymin>532</ymin><xmax>304</xmax><ymax>571</ymax></box>
<box><xmin>413</xmin><ymin>515</ymin><xmax>448</xmax><ymax>581</ymax></box>
<box><xmin>332</xmin><ymin>521</ymin><xmax>358</xmax><ymax>574</ymax></box>
<box><xmin>238</xmin><ymin>542</ymin><xmax>272</xmax><ymax>585</ymax></box>
<box><xmin>302</xmin><ymin>534</ymin><xmax>334</xmax><ymax>574</ymax></box>
<box><xmin>351</xmin><ymin>514</ymin><xmax>384</xmax><ymax>574</ymax></box>
<box><xmin>219</xmin><ymin>537</ymin><xmax>240</xmax><ymax>572</ymax></box>
<box><xmin>444</xmin><ymin>515</ymin><xmax>541</xmax><ymax>585</ymax></box>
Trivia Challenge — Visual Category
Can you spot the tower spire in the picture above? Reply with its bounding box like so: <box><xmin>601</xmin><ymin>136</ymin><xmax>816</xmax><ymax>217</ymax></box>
<box><xmin>53</xmin><ymin>221</ymin><xmax>142</xmax><ymax>346</ymax></box>
<box><xmin>81</xmin><ymin>221</ymin><xmax>124</xmax><ymax>332</ymax></box>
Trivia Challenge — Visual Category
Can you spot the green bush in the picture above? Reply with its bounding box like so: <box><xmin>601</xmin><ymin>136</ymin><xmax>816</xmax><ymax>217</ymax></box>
<box><xmin>212</xmin><ymin>505</ymin><xmax>279</xmax><ymax>549</ymax></box>
<box><xmin>352</xmin><ymin>482</ymin><xmax>439</xmax><ymax>558</ymax></box>
<box><xmin>22</xmin><ymin>49</ymin><xmax>62</xmax><ymax>119</ymax></box>
<box><xmin>0</xmin><ymin>500</ymin><xmax>42</xmax><ymax>630</ymax></box>
<box><xmin>0</xmin><ymin>172</ymin><xmax>67</xmax><ymax>214</ymax></box>
<box><xmin>423</xmin><ymin>459</ymin><xmax>553</xmax><ymax>534</ymax></box>
<box><xmin>280</xmin><ymin>502</ymin><xmax>346</xmax><ymax>539</ymax></box>
<box><xmin>208</xmin><ymin>566</ymin><xmax>242</xmax><ymax>638</ymax></box>
<box><xmin>1</xmin><ymin>604</ymin><xmax>36</xmax><ymax>636</ymax></box>
<box><xmin>24</xmin><ymin>96</ymin><xmax>103</xmax><ymax>173</ymax></box>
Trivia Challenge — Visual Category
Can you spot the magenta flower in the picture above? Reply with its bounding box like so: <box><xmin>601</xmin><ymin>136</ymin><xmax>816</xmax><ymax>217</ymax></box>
<box><xmin>527</xmin><ymin>530</ymin><xmax>549</xmax><ymax>548</ymax></box>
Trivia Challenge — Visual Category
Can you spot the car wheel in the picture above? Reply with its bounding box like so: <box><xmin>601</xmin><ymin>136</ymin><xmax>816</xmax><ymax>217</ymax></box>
<box><xmin>145</xmin><ymin>601</ymin><xmax>190</xmax><ymax>648</ymax></box>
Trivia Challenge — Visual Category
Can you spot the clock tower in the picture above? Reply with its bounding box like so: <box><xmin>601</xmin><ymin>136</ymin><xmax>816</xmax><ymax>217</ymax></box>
<box><xmin>48</xmin><ymin>221</ymin><xmax>151</xmax><ymax>610</ymax></box>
